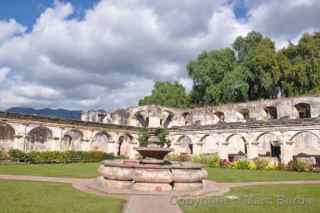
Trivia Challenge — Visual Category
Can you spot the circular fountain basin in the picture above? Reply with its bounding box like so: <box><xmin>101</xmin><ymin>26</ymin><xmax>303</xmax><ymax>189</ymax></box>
<box><xmin>97</xmin><ymin>159</ymin><xmax>208</xmax><ymax>193</ymax></box>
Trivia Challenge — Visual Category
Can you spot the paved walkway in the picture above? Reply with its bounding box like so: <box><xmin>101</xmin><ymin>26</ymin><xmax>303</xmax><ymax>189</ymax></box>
<box><xmin>1</xmin><ymin>174</ymin><xmax>320</xmax><ymax>213</ymax></box>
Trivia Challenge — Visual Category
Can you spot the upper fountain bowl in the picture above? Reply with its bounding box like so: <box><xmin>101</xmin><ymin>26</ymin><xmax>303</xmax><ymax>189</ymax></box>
<box><xmin>134</xmin><ymin>147</ymin><xmax>173</xmax><ymax>161</ymax></box>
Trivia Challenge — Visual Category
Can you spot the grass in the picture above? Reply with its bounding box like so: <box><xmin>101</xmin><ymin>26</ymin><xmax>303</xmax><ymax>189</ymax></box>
<box><xmin>0</xmin><ymin>163</ymin><xmax>99</xmax><ymax>178</ymax></box>
<box><xmin>207</xmin><ymin>167</ymin><xmax>320</xmax><ymax>182</ymax></box>
<box><xmin>0</xmin><ymin>163</ymin><xmax>319</xmax><ymax>182</ymax></box>
<box><xmin>0</xmin><ymin>180</ymin><xmax>124</xmax><ymax>213</ymax></box>
<box><xmin>180</xmin><ymin>184</ymin><xmax>320</xmax><ymax>213</ymax></box>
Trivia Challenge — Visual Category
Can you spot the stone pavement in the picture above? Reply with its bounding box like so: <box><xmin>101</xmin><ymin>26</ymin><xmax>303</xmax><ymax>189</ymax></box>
<box><xmin>1</xmin><ymin>174</ymin><xmax>320</xmax><ymax>213</ymax></box>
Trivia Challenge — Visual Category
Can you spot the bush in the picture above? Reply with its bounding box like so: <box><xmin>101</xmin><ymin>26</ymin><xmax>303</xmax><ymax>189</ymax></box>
<box><xmin>8</xmin><ymin>149</ymin><xmax>113</xmax><ymax>164</ymax></box>
<box><xmin>220</xmin><ymin>159</ymin><xmax>232</xmax><ymax>168</ymax></box>
<box><xmin>232</xmin><ymin>160</ymin><xmax>250</xmax><ymax>169</ymax></box>
<box><xmin>254</xmin><ymin>159</ymin><xmax>269</xmax><ymax>170</ymax></box>
<box><xmin>248</xmin><ymin>161</ymin><xmax>257</xmax><ymax>170</ymax></box>
<box><xmin>0</xmin><ymin>149</ymin><xmax>5</xmax><ymax>160</ymax></box>
<box><xmin>192</xmin><ymin>154</ymin><xmax>220</xmax><ymax>168</ymax></box>
<box><xmin>292</xmin><ymin>160</ymin><xmax>313</xmax><ymax>172</ymax></box>
<box><xmin>9</xmin><ymin>149</ymin><xmax>31</xmax><ymax>162</ymax></box>
<box><xmin>265</xmin><ymin>162</ymin><xmax>277</xmax><ymax>170</ymax></box>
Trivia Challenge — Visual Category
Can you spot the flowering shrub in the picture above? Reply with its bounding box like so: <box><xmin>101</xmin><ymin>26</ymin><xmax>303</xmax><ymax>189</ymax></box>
<box><xmin>248</xmin><ymin>161</ymin><xmax>257</xmax><ymax>170</ymax></box>
<box><xmin>232</xmin><ymin>160</ymin><xmax>250</xmax><ymax>169</ymax></box>
<box><xmin>192</xmin><ymin>154</ymin><xmax>220</xmax><ymax>168</ymax></box>
<box><xmin>220</xmin><ymin>159</ymin><xmax>232</xmax><ymax>168</ymax></box>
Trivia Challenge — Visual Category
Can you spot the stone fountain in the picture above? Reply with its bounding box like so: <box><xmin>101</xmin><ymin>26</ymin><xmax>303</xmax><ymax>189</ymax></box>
<box><xmin>97</xmin><ymin>132</ymin><xmax>207</xmax><ymax>193</ymax></box>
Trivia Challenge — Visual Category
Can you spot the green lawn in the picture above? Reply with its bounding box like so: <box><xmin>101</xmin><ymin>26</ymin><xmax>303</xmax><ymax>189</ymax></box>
<box><xmin>0</xmin><ymin>163</ymin><xmax>99</xmax><ymax>178</ymax></box>
<box><xmin>180</xmin><ymin>184</ymin><xmax>320</xmax><ymax>213</ymax></box>
<box><xmin>0</xmin><ymin>163</ymin><xmax>319</xmax><ymax>182</ymax></box>
<box><xmin>0</xmin><ymin>180</ymin><xmax>124</xmax><ymax>213</ymax></box>
<box><xmin>207</xmin><ymin>167</ymin><xmax>320</xmax><ymax>182</ymax></box>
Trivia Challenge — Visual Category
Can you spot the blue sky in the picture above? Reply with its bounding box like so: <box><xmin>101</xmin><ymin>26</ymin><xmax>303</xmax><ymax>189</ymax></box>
<box><xmin>0</xmin><ymin>0</ymin><xmax>319</xmax><ymax>111</ymax></box>
<box><xmin>0</xmin><ymin>0</ymin><xmax>99</xmax><ymax>29</ymax></box>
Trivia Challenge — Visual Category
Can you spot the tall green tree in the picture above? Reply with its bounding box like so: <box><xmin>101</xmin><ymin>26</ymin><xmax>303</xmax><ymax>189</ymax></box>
<box><xmin>187</xmin><ymin>31</ymin><xmax>281</xmax><ymax>105</ymax></box>
<box><xmin>280</xmin><ymin>33</ymin><xmax>320</xmax><ymax>96</ymax></box>
<box><xmin>138</xmin><ymin>81</ymin><xmax>191</xmax><ymax>108</ymax></box>
<box><xmin>187</xmin><ymin>48</ymin><xmax>239</xmax><ymax>105</ymax></box>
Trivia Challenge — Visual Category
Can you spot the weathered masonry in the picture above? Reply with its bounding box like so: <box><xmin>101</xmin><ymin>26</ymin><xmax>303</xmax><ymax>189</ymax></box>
<box><xmin>1</xmin><ymin>96</ymin><xmax>320</xmax><ymax>164</ymax></box>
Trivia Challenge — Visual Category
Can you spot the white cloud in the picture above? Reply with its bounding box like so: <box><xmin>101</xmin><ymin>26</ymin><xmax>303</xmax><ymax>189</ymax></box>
<box><xmin>0</xmin><ymin>0</ymin><xmax>247</xmax><ymax>111</ymax></box>
<box><xmin>0</xmin><ymin>67</ymin><xmax>10</xmax><ymax>82</ymax></box>
<box><xmin>1</xmin><ymin>0</ymin><xmax>319</xmax><ymax>111</ymax></box>
<box><xmin>0</xmin><ymin>19</ymin><xmax>25</xmax><ymax>43</ymax></box>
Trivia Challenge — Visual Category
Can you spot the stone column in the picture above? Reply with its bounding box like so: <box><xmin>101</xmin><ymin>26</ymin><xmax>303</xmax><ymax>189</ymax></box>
<box><xmin>219</xmin><ymin>142</ymin><xmax>229</xmax><ymax>160</ymax></box>
<box><xmin>281</xmin><ymin>141</ymin><xmax>293</xmax><ymax>164</ymax></box>
<box><xmin>247</xmin><ymin>142</ymin><xmax>259</xmax><ymax>160</ymax></box>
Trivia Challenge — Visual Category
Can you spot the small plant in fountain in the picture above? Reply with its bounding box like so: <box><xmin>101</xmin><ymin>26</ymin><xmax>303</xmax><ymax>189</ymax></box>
<box><xmin>157</xmin><ymin>128</ymin><xmax>170</xmax><ymax>147</ymax></box>
<box><xmin>138</xmin><ymin>127</ymin><xmax>149</xmax><ymax>147</ymax></box>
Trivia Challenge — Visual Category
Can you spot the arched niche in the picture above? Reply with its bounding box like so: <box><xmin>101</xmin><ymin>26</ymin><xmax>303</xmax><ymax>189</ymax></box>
<box><xmin>295</xmin><ymin>103</ymin><xmax>311</xmax><ymax>118</ymax></box>
<box><xmin>118</xmin><ymin>134</ymin><xmax>133</xmax><ymax>156</ymax></box>
<box><xmin>199</xmin><ymin>135</ymin><xmax>218</xmax><ymax>154</ymax></box>
<box><xmin>27</xmin><ymin>126</ymin><xmax>52</xmax><ymax>143</ymax></box>
<box><xmin>290</xmin><ymin>131</ymin><xmax>320</xmax><ymax>156</ymax></box>
<box><xmin>225</xmin><ymin>134</ymin><xmax>247</xmax><ymax>161</ymax></box>
<box><xmin>238</xmin><ymin>109</ymin><xmax>250</xmax><ymax>120</ymax></box>
<box><xmin>62</xmin><ymin>129</ymin><xmax>83</xmax><ymax>151</ymax></box>
<box><xmin>135</xmin><ymin>111</ymin><xmax>149</xmax><ymax>127</ymax></box>
<box><xmin>182</xmin><ymin>112</ymin><xmax>192</xmax><ymax>126</ymax></box>
<box><xmin>176</xmin><ymin>135</ymin><xmax>193</xmax><ymax>154</ymax></box>
<box><xmin>256</xmin><ymin>132</ymin><xmax>281</xmax><ymax>158</ymax></box>
<box><xmin>264</xmin><ymin>106</ymin><xmax>278</xmax><ymax>119</ymax></box>
<box><xmin>214</xmin><ymin>111</ymin><xmax>225</xmax><ymax>121</ymax></box>
<box><xmin>91</xmin><ymin>132</ymin><xmax>112</xmax><ymax>153</ymax></box>
<box><xmin>26</xmin><ymin>126</ymin><xmax>53</xmax><ymax>151</ymax></box>
<box><xmin>162</xmin><ymin>111</ymin><xmax>174</xmax><ymax>128</ymax></box>
<box><xmin>0</xmin><ymin>123</ymin><xmax>15</xmax><ymax>141</ymax></box>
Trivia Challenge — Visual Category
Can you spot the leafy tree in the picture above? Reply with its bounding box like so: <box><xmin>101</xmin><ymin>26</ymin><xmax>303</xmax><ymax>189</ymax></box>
<box><xmin>138</xmin><ymin>31</ymin><xmax>320</xmax><ymax>108</ymax></box>
<box><xmin>188</xmin><ymin>31</ymin><xmax>281</xmax><ymax>104</ymax></box>
<box><xmin>187</xmin><ymin>48</ymin><xmax>237</xmax><ymax>105</ymax></box>
<box><xmin>239</xmin><ymin>35</ymin><xmax>281</xmax><ymax>99</ymax></box>
<box><xmin>138</xmin><ymin>81</ymin><xmax>191</xmax><ymax>107</ymax></box>
<box><xmin>280</xmin><ymin>33</ymin><xmax>320</xmax><ymax>96</ymax></box>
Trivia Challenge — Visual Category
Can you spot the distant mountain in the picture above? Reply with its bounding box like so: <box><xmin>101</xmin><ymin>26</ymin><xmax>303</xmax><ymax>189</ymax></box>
<box><xmin>6</xmin><ymin>107</ymin><xmax>82</xmax><ymax>120</ymax></box>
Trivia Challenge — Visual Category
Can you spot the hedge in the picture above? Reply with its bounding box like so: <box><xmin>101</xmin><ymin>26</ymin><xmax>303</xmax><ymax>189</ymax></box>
<box><xmin>8</xmin><ymin>149</ymin><xmax>114</xmax><ymax>164</ymax></box>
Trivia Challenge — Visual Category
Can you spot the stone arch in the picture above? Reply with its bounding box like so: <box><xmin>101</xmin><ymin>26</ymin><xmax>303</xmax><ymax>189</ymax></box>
<box><xmin>290</xmin><ymin>131</ymin><xmax>320</xmax><ymax>156</ymax></box>
<box><xmin>176</xmin><ymin>135</ymin><xmax>193</xmax><ymax>154</ymax></box>
<box><xmin>255</xmin><ymin>132</ymin><xmax>281</xmax><ymax>157</ymax></box>
<box><xmin>26</xmin><ymin>126</ymin><xmax>53</xmax><ymax>151</ymax></box>
<box><xmin>238</xmin><ymin>109</ymin><xmax>249</xmax><ymax>120</ymax></box>
<box><xmin>182</xmin><ymin>112</ymin><xmax>192</xmax><ymax>126</ymax></box>
<box><xmin>91</xmin><ymin>131</ymin><xmax>112</xmax><ymax>153</ymax></box>
<box><xmin>295</xmin><ymin>103</ymin><xmax>311</xmax><ymax>118</ymax></box>
<box><xmin>199</xmin><ymin>135</ymin><xmax>218</xmax><ymax>154</ymax></box>
<box><xmin>118</xmin><ymin>134</ymin><xmax>133</xmax><ymax>156</ymax></box>
<box><xmin>135</xmin><ymin>111</ymin><xmax>149</xmax><ymax>127</ymax></box>
<box><xmin>214</xmin><ymin>111</ymin><xmax>225</xmax><ymax>121</ymax></box>
<box><xmin>0</xmin><ymin>123</ymin><xmax>15</xmax><ymax>151</ymax></box>
<box><xmin>225</xmin><ymin>134</ymin><xmax>247</xmax><ymax>159</ymax></box>
<box><xmin>62</xmin><ymin>129</ymin><xmax>83</xmax><ymax>151</ymax></box>
<box><xmin>264</xmin><ymin>106</ymin><xmax>278</xmax><ymax>119</ymax></box>
<box><xmin>162</xmin><ymin>110</ymin><xmax>174</xmax><ymax>128</ymax></box>
<box><xmin>27</xmin><ymin>126</ymin><xmax>52</xmax><ymax>143</ymax></box>
<box><xmin>0</xmin><ymin>122</ymin><xmax>15</xmax><ymax>141</ymax></box>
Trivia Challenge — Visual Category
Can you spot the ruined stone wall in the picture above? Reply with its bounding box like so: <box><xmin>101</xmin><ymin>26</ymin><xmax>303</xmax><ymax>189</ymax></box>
<box><xmin>81</xmin><ymin>96</ymin><xmax>320</xmax><ymax>128</ymax></box>
<box><xmin>1</xmin><ymin>96</ymin><xmax>320</xmax><ymax>164</ymax></box>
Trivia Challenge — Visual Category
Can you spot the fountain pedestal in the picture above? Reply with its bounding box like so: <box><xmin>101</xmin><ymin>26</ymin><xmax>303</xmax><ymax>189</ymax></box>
<box><xmin>97</xmin><ymin>132</ymin><xmax>208</xmax><ymax>193</ymax></box>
